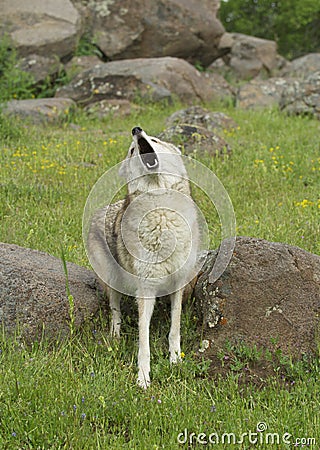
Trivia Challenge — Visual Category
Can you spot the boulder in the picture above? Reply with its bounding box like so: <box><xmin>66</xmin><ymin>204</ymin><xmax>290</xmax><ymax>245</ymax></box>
<box><xmin>17</xmin><ymin>54</ymin><xmax>63</xmax><ymax>85</ymax></box>
<box><xmin>158</xmin><ymin>124</ymin><xmax>231</xmax><ymax>157</ymax></box>
<box><xmin>84</xmin><ymin>99</ymin><xmax>139</xmax><ymax>118</ymax></box>
<box><xmin>217</xmin><ymin>31</ymin><xmax>235</xmax><ymax>56</ymax></box>
<box><xmin>1</xmin><ymin>0</ymin><xmax>82</xmax><ymax>60</ymax></box>
<box><xmin>237</xmin><ymin>77</ymin><xmax>290</xmax><ymax>110</ymax></box>
<box><xmin>64</xmin><ymin>55</ymin><xmax>103</xmax><ymax>78</ymax></box>
<box><xmin>194</xmin><ymin>237</ymin><xmax>320</xmax><ymax>356</ymax></box>
<box><xmin>166</xmin><ymin>106</ymin><xmax>238</xmax><ymax>132</ymax></box>
<box><xmin>0</xmin><ymin>243</ymin><xmax>102</xmax><ymax>341</ymax></box>
<box><xmin>219</xmin><ymin>33</ymin><xmax>278</xmax><ymax>79</ymax></box>
<box><xmin>281</xmin><ymin>53</ymin><xmax>320</xmax><ymax>79</ymax></box>
<box><xmin>55</xmin><ymin>57</ymin><xmax>220</xmax><ymax>105</ymax></box>
<box><xmin>3</xmin><ymin>234</ymin><xmax>319</xmax><ymax>354</ymax></box>
<box><xmin>280</xmin><ymin>72</ymin><xmax>320</xmax><ymax>119</ymax></box>
<box><xmin>74</xmin><ymin>0</ymin><xmax>224</xmax><ymax>67</ymax></box>
<box><xmin>2</xmin><ymin>98</ymin><xmax>76</xmax><ymax>124</ymax></box>
<box><xmin>201</xmin><ymin>72</ymin><xmax>236</xmax><ymax>102</ymax></box>
<box><xmin>208</xmin><ymin>57</ymin><xmax>231</xmax><ymax>79</ymax></box>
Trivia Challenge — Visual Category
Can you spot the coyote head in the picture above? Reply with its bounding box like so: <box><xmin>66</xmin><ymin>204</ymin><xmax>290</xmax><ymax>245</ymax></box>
<box><xmin>119</xmin><ymin>127</ymin><xmax>187</xmax><ymax>194</ymax></box>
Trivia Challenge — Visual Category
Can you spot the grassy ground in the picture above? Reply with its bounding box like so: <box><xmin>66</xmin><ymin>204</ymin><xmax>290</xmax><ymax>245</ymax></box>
<box><xmin>0</xmin><ymin>102</ymin><xmax>319</xmax><ymax>449</ymax></box>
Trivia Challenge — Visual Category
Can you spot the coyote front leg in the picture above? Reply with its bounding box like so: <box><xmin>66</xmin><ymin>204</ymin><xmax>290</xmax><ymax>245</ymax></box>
<box><xmin>169</xmin><ymin>289</ymin><xmax>183</xmax><ymax>364</ymax></box>
<box><xmin>109</xmin><ymin>289</ymin><xmax>122</xmax><ymax>338</ymax></box>
<box><xmin>137</xmin><ymin>296</ymin><xmax>156</xmax><ymax>389</ymax></box>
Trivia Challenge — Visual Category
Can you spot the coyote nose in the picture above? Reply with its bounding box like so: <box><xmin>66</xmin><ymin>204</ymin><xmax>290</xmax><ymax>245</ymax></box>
<box><xmin>132</xmin><ymin>126</ymin><xmax>143</xmax><ymax>136</ymax></box>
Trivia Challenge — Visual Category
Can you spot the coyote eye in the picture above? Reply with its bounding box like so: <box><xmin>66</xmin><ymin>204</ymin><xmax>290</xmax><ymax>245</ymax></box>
<box><xmin>151</xmin><ymin>139</ymin><xmax>158</xmax><ymax>143</ymax></box>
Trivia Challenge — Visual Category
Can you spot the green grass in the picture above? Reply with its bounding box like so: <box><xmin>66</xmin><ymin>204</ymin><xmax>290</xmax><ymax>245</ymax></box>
<box><xmin>0</xmin><ymin>103</ymin><xmax>319</xmax><ymax>448</ymax></box>
<box><xmin>1</xmin><ymin>326</ymin><xmax>319</xmax><ymax>449</ymax></box>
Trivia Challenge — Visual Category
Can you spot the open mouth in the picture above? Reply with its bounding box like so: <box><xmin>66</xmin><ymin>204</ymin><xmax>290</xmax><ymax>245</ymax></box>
<box><xmin>138</xmin><ymin>136</ymin><xmax>159</xmax><ymax>170</ymax></box>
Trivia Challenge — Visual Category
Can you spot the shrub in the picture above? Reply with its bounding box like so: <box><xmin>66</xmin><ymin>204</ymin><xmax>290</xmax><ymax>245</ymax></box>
<box><xmin>0</xmin><ymin>35</ymin><xmax>36</xmax><ymax>101</ymax></box>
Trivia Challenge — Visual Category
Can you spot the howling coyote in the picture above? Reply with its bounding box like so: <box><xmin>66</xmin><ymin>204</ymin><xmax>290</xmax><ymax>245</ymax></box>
<box><xmin>88</xmin><ymin>127</ymin><xmax>200</xmax><ymax>388</ymax></box>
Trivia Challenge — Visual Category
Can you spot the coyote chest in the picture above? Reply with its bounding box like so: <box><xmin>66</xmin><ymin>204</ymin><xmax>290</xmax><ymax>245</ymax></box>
<box><xmin>116</xmin><ymin>197</ymin><xmax>193</xmax><ymax>281</ymax></box>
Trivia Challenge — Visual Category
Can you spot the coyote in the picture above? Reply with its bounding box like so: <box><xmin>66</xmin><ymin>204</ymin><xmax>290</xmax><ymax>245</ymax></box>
<box><xmin>88</xmin><ymin>127</ymin><xmax>200</xmax><ymax>388</ymax></box>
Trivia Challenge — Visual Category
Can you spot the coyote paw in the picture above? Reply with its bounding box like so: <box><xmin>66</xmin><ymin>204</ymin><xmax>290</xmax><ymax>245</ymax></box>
<box><xmin>137</xmin><ymin>372</ymin><xmax>150</xmax><ymax>389</ymax></box>
<box><xmin>170</xmin><ymin>351</ymin><xmax>182</xmax><ymax>364</ymax></box>
<box><xmin>110</xmin><ymin>331</ymin><xmax>120</xmax><ymax>339</ymax></box>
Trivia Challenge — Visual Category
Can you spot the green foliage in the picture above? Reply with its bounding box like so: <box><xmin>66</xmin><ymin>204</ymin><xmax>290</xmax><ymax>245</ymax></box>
<box><xmin>219</xmin><ymin>340</ymin><xmax>264</xmax><ymax>371</ymax></box>
<box><xmin>74</xmin><ymin>33</ymin><xmax>104</xmax><ymax>59</ymax></box>
<box><xmin>219</xmin><ymin>0</ymin><xmax>320</xmax><ymax>59</ymax></box>
<box><xmin>194</xmin><ymin>61</ymin><xmax>206</xmax><ymax>72</ymax></box>
<box><xmin>0</xmin><ymin>34</ymin><xmax>76</xmax><ymax>101</ymax></box>
<box><xmin>0</xmin><ymin>35</ymin><xmax>36</xmax><ymax>101</ymax></box>
<box><xmin>35</xmin><ymin>69</ymin><xmax>72</xmax><ymax>99</ymax></box>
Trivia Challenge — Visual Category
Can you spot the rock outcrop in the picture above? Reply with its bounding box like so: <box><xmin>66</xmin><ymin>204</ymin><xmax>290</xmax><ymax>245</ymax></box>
<box><xmin>236</xmin><ymin>77</ymin><xmax>290</xmax><ymax>110</ymax></box>
<box><xmin>216</xmin><ymin>33</ymin><xmax>279</xmax><ymax>79</ymax></box>
<box><xmin>55</xmin><ymin>57</ymin><xmax>225</xmax><ymax>105</ymax></box>
<box><xmin>2</xmin><ymin>0</ymin><xmax>225</xmax><ymax>67</ymax></box>
<box><xmin>158</xmin><ymin>124</ymin><xmax>231</xmax><ymax>157</ymax></box>
<box><xmin>0</xmin><ymin>243</ymin><xmax>102</xmax><ymax>341</ymax></box>
<box><xmin>17</xmin><ymin>54</ymin><xmax>63</xmax><ymax>86</ymax></box>
<box><xmin>280</xmin><ymin>53</ymin><xmax>320</xmax><ymax>79</ymax></box>
<box><xmin>2</xmin><ymin>237</ymin><xmax>319</xmax><ymax>357</ymax></box>
<box><xmin>158</xmin><ymin>106</ymin><xmax>237</xmax><ymax>157</ymax></box>
<box><xmin>1</xmin><ymin>0</ymin><xmax>82</xmax><ymax>60</ymax></box>
<box><xmin>166</xmin><ymin>106</ymin><xmax>238</xmax><ymax>132</ymax></box>
<box><xmin>195</xmin><ymin>237</ymin><xmax>320</xmax><ymax>356</ymax></box>
<box><xmin>280</xmin><ymin>72</ymin><xmax>320</xmax><ymax>119</ymax></box>
<box><xmin>73</xmin><ymin>0</ymin><xmax>224</xmax><ymax>67</ymax></box>
<box><xmin>2</xmin><ymin>98</ymin><xmax>76</xmax><ymax>124</ymax></box>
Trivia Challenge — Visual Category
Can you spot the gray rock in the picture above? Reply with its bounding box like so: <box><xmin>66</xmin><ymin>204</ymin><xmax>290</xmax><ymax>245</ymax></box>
<box><xmin>237</xmin><ymin>77</ymin><xmax>290</xmax><ymax>110</ymax></box>
<box><xmin>17</xmin><ymin>54</ymin><xmax>63</xmax><ymax>85</ymax></box>
<box><xmin>281</xmin><ymin>53</ymin><xmax>320</xmax><ymax>79</ymax></box>
<box><xmin>280</xmin><ymin>72</ymin><xmax>320</xmax><ymax>119</ymax></box>
<box><xmin>1</xmin><ymin>0</ymin><xmax>82</xmax><ymax>60</ymax></box>
<box><xmin>64</xmin><ymin>55</ymin><xmax>103</xmax><ymax>78</ymax></box>
<box><xmin>2</xmin><ymin>98</ymin><xmax>76</xmax><ymax>124</ymax></box>
<box><xmin>0</xmin><ymin>243</ymin><xmax>102</xmax><ymax>341</ymax></box>
<box><xmin>55</xmin><ymin>57</ymin><xmax>218</xmax><ymax>105</ymax></box>
<box><xmin>166</xmin><ymin>106</ymin><xmax>238</xmax><ymax>133</ymax></box>
<box><xmin>195</xmin><ymin>237</ymin><xmax>320</xmax><ymax>356</ymax></box>
<box><xmin>201</xmin><ymin>72</ymin><xmax>236</xmax><ymax>102</ymax></box>
<box><xmin>158</xmin><ymin>124</ymin><xmax>231</xmax><ymax>158</ymax></box>
<box><xmin>74</xmin><ymin>0</ymin><xmax>224</xmax><ymax>67</ymax></box>
<box><xmin>208</xmin><ymin>57</ymin><xmax>230</xmax><ymax>79</ymax></box>
<box><xmin>84</xmin><ymin>99</ymin><xmax>139</xmax><ymax>118</ymax></box>
<box><xmin>219</xmin><ymin>33</ymin><xmax>278</xmax><ymax>79</ymax></box>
